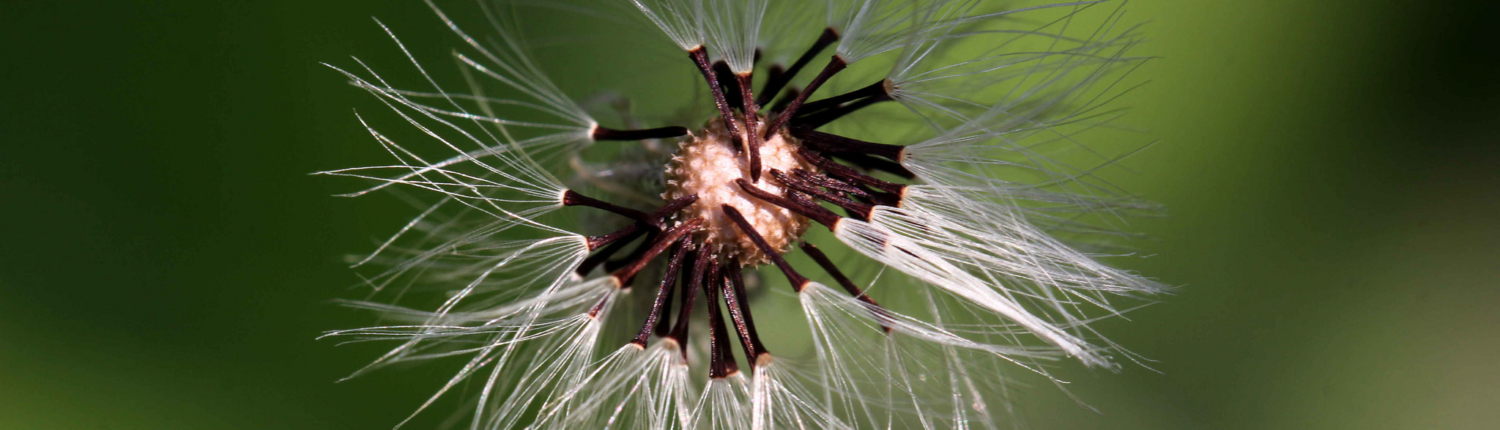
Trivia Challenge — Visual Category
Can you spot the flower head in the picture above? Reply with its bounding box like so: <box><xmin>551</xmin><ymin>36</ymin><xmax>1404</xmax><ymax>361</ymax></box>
<box><xmin>322</xmin><ymin>0</ymin><xmax>1161</xmax><ymax>428</ymax></box>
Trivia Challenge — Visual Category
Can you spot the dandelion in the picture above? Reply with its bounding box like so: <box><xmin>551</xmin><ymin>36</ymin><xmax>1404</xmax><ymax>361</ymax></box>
<box><xmin>321</xmin><ymin>0</ymin><xmax>1163</xmax><ymax>428</ymax></box>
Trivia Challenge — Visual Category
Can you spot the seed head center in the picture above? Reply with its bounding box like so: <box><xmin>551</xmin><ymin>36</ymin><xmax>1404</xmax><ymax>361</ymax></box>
<box><xmin>664</xmin><ymin>117</ymin><xmax>812</xmax><ymax>266</ymax></box>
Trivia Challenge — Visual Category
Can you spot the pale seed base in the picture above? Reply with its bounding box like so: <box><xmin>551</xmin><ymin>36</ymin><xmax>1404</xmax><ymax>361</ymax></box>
<box><xmin>663</xmin><ymin>118</ymin><xmax>812</xmax><ymax>266</ymax></box>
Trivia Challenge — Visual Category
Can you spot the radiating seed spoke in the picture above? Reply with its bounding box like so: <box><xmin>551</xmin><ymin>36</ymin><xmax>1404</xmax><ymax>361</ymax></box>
<box><xmin>801</xmin><ymin>242</ymin><xmax>893</xmax><ymax>332</ymax></box>
<box><xmin>721</xmin><ymin>205</ymin><xmax>810</xmax><ymax>290</ymax></box>
<box><xmin>610</xmin><ymin>217</ymin><xmax>703</xmax><ymax>285</ymax></box>
<box><xmin>770</xmin><ymin>169</ymin><xmax>873</xmax><ymax>220</ymax></box>
<box><xmin>690</xmin><ymin>47</ymin><xmax>744</xmax><ymax>148</ymax></box>
<box><xmin>734</xmin><ymin>178</ymin><xmax>841</xmax><ymax>228</ymax></box>
<box><xmin>563</xmin><ymin>189</ymin><xmax>651</xmax><ymax>222</ymax></box>
<box><xmin>719</xmin><ymin>258</ymin><xmax>767</xmax><ymax>362</ymax></box>
<box><xmin>704</xmin><ymin>263</ymin><xmax>739</xmax><ymax>378</ymax></box>
<box><xmin>590</xmin><ymin>125</ymin><xmax>690</xmax><ymax>141</ymax></box>
<box><xmin>763</xmin><ymin>56</ymin><xmax>847</xmax><ymax>140</ymax></box>
<box><xmin>631</xmin><ymin>237</ymin><xmax>692</xmax><ymax>346</ymax></box>
<box><xmin>758</xmin><ymin>27</ymin><xmax>839</xmax><ymax>107</ymax></box>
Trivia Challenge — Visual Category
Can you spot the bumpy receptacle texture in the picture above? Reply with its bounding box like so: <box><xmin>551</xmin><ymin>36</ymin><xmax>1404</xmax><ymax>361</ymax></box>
<box><xmin>663</xmin><ymin>118</ymin><xmax>812</xmax><ymax>266</ymax></box>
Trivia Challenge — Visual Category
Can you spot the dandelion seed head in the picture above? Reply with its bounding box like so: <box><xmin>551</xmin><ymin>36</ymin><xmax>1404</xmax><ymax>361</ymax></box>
<box><xmin>324</xmin><ymin>0</ymin><xmax>1166</xmax><ymax>427</ymax></box>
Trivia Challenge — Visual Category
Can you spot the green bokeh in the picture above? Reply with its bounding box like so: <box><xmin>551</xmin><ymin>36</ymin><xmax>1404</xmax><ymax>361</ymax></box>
<box><xmin>2</xmin><ymin>1</ymin><xmax>1496</xmax><ymax>429</ymax></box>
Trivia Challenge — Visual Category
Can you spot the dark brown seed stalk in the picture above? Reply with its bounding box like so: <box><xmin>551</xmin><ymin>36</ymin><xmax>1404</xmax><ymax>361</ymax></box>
<box><xmin>705</xmin><ymin>264</ymin><xmax>739</xmax><ymax>378</ymax></box>
<box><xmin>720</xmin><ymin>259</ymin><xmax>768</xmax><ymax>361</ymax></box>
<box><xmin>769</xmin><ymin>169</ymin><xmax>873</xmax><ymax>220</ymax></box>
<box><xmin>667</xmin><ymin>245</ymin><xmax>715</xmax><ymax>358</ymax></box>
<box><xmin>789</xmin><ymin>127</ymin><xmax>905</xmax><ymax>161</ymax></box>
<box><xmin>630</xmin><ymin>238</ymin><xmax>691</xmax><ymax>346</ymax></box>
<box><xmin>758</xmin><ymin>27</ymin><xmax>839</xmax><ymax>107</ymax></box>
<box><xmin>610</xmin><ymin>217</ymin><xmax>703</xmax><ymax>284</ymax></box>
<box><xmin>720</xmin><ymin>205</ymin><xmax>809</xmax><ymax>290</ymax></box>
<box><xmin>797</xmin><ymin>148</ymin><xmax>907</xmax><ymax>195</ymax></box>
<box><xmin>590</xmin><ymin>125</ymin><xmax>689</xmax><ymax>141</ymax></box>
<box><xmin>738</xmin><ymin>72</ymin><xmax>763</xmax><ymax>182</ymax></box>
<box><xmin>763</xmin><ymin>56</ymin><xmax>847</xmax><ymax>140</ymax></box>
<box><xmin>689</xmin><ymin>47</ymin><xmax>744</xmax><ymax>148</ymax></box>
<box><xmin>733</xmin><ymin>178</ymin><xmax>841</xmax><ymax>228</ymax></box>
<box><xmin>563</xmin><ymin>190</ymin><xmax>650</xmax><ymax>223</ymax></box>
<box><xmin>800</xmin><ymin>242</ymin><xmax>893</xmax><ymax>332</ymax></box>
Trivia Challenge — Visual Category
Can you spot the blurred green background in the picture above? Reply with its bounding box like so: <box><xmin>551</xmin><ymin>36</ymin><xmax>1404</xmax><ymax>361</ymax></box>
<box><xmin>2</xmin><ymin>1</ymin><xmax>1497</xmax><ymax>429</ymax></box>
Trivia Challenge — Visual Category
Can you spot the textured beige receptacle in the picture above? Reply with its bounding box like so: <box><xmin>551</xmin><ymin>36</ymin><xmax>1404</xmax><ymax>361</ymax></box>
<box><xmin>663</xmin><ymin>118</ymin><xmax>812</xmax><ymax>266</ymax></box>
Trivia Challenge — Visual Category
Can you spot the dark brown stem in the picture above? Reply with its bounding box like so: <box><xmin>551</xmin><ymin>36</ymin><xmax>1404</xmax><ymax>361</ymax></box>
<box><xmin>833</xmin><ymin>152</ymin><xmax>917</xmax><ymax>179</ymax></box>
<box><xmin>586</xmin><ymin>293</ymin><xmax>613</xmax><ymax>319</ymax></box>
<box><xmin>758</xmin><ymin>27</ymin><xmax>839</xmax><ymax>107</ymax></box>
<box><xmin>647</xmin><ymin>194</ymin><xmax>700</xmax><ymax>229</ymax></box>
<box><xmin>578</xmin><ymin>227</ymin><xmax>645</xmax><ymax>274</ymax></box>
<box><xmin>690</xmin><ymin>47</ymin><xmax>744</xmax><ymax>148</ymax></box>
<box><xmin>668</xmin><ymin>245</ymin><xmax>714</xmax><ymax>352</ymax></box>
<box><xmin>581</xmin><ymin>194</ymin><xmax>698</xmax><ymax>281</ymax></box>
<box><xmin>657</xmin><ymin>244</ymin><xmax>696</xmax><ymax>337</ymax></box>
<box><xmin>631</xmin><ymin>238</ymin><xmax>692</xmax><ymax>346</ymax></box>
<box><xmin>590</xmin><ymin>126</ymin><xmax>690</xmax><ymax>141</ymax></box>
<box><xmin>610</xmin><ymin>217</ymin><xmax>703</xmax><ymax>285</ymax></box>
<box><xmin>770</xmin><ymin>169</ymin><xmax>873</xmax><ymax>220</ymax></box>
<box><xmin>581</xmin><ymin>193</ymin><xmax>698</xmax><ymax>252</ymax></box>
<box><xmin>737</xmin><ymin>72</ymin><xmax>763</xmax><ymax>182</ymax></box>
<box><xmin>793</xmin><ymin>168</ymin><xmax>900</xmax><ymax>207</ymax></box>
<box><xmin>734</xmin><ymin>178</ymin><xmax>841</xmax><ymax>228</ymax></box>
<box><xmin>720</xmin><ymin>205</ymin><xmax>810</xmax><ymax>291</ymax></box>
<box><xmin>786</xmin><ymin>188</ymin><xmax>820</xmax><ymax>212</ymax></box>
<box><xmin>721</xmin><ymin>258</ymin><xmax>768</xmax><ymax>361</ymax></box>
<box><xmin>797</xmin><ymin>147</ymin><xmax>907</xmax><ymax>195</ymax></box>
<box><xmin>764</xmin><ymin>56</ymin><xmax>847</xmax><ymax>140</ymax></box>
<box><xmin>563</xmin><ymin>190</ymin><xmax>650</xmax><ymax>223</ymax></box>
<box><xmin>586</xmin><ymin>223</ymin><xmax>643</xmax><ymax>251</ymax></box>
<box><xmin>793</xmin><ymin>96</ymin><xmax>885</xmax><ymax>129</ymax></box>
<box><xmin>800</xmin><ymin>242</ymin><xmax>892</xmax><ymax>332</ymax></box>
<box><xmin>791</xmin><ymin>80</ymin><xmax>888</xmax><ymax>119</ymax></box>
<box><xmin>705</xmin><ymin>263</ymin><xmax>739</xmax><ymax>378</ymax></box>
<box><xmin>605</xmin><ymin>229</ymin><xmax>659</xmax><ymax>283</ymax></box>
<box><xmin>790</xmin><ymin>168</ymin><xmax>873</xmax><ymax>199</ymax></box>
<box><xmin>789</xmin><ymin>127</ymin><xmax>905</xmax><ymax>161</ymax></box>
<box><xmin>713</xmin><ymin>61</ymin><xmax>744</xmax><ymax>113</ymax></box>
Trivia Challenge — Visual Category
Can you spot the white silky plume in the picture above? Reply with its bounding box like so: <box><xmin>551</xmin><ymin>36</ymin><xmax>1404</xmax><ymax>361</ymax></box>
<box><xmin>750</xmin><ymin>357</ymin><xmax>852</xmax><ymax>430</ymax></box>
<box><xmin>535</xmin><ymin>341</ymin><xmax>697</xmax><ymax>430</ymax></box>
<box><xmin>317</xmin><ymin>0</ymin><xmax>639</xmax><ymax>311</ymax></box>
<box><xmin>895</xmin><ymin>186</ymin><xmax>1158</xmax><ymax>295</ymax></box>
<box><xmin>315</xmin><ymin>1</ymin><xmax>609</xmax><ymax>286</ymax></box>
<box><xmin>691</xmin><ymin>374</ymin><xmax>752</xmax><ymax>430</ymax></box>
<box><xmin>346</xmin><ymin>0</ymin><xmax>604</xmax><ymax>180</ymax></box>
<box><xmin>630</xmin><ymin>0</ymin><xmax>709</xmax><ymax>52</ymax></box>
<box><xmin>704</xmin><ymin>0</ymin><xmax>767</xmax><ymax>73</ymax></box>
<box><xmin>833</xmin><ymin>218</ymin><xmax>1112</xmax><ymax>367</ymax></box>
<box><xmin>798</xmin><ymin>283</ymin><xmax>1045</xmax><ymax>429</ymax></box>
<box><xmin>318</xmin><ymin>75</ymin><xmax>596</xmax><ymax>318</ymax></box>
<box><xmin>754</xmin><ymin>1</ymin><xmax>822</xmax><ymax>66</ymax></box>
<box><xmin>318</xmin><ymin>42</ymin><xmax>575</xmax><ymax>238</ymax></box>
<box><xmin>326</xmin><ymin>275</ymin><xmax>620</xmax><ymax>429</ymax></box>
<box><xmin>884</xmin><ymin>0</ymin><xmax>1142</xmax><ymax>130</ymax></box>
<box><xmin>315</xmin><ymin>89</ymin><xmax>579</xmax><ymax>284</ymax></box>
<box><xmin>884</xmin><ymin>2</ymin><xmax>1158</xmax><ymax>241</ymax></box>
<box><xmin>892</xmin><ymin>46</ymin><xmax>1163</xmax><ymax>248</ymax></box>
<box><xmin>825</xmin><ymin>0</ymin><xmax>968</xmax><ymax>64</ymax></box>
